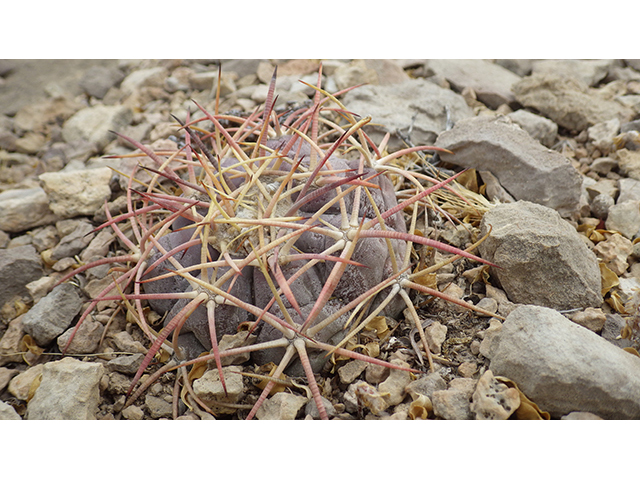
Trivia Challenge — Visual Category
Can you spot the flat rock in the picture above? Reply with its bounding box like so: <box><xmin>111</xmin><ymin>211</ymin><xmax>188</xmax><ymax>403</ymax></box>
<box><xmin>342</xmin><ymin>78</ymin><xmax>473</xmax><ymax>152</ymax></box>
<box><xmin>39</xmin><ymin>167</ymin><xmax>113</xmax><ymax>218</ymax></box>
<box><xmin>506</xmin><ymin>109</ymin><xmax>558</xmax><ymax>147</ymax></box>
<box><xmin>62</xmin><ymin>105</ymin><xmax>132</xmax><ymax>150</ymax></box>
<box><xmin>512</xmin><ymin>73</ymin><xmax>634</xmax><ymax>132</ymax></box>
<box><xmin>426</xmin><ymin>59</ymin><xmax>522</xmax><ymax>109</ymax></box>
<box><xmin>605</xmin><ymin>200</ymin><xmax>640</xmax><ymax>239</ymax></box>
<box><xmin>0</xmin><ymin>245</ymin><xmax>43</xmax><ymax>308</ymax></box>
<box><xmin>26</xmin><ymin>357</ymin><xmax>104</xmax><ymax>419</ymax></box>
<box><xmin>479</xmin><ymin>201</ymin><xmax>602</xmax><ymax>310</ymax></box>
<box><xmin>435</xmin><ymin>116</ymin><xmax>582</xmax><ymax>217</ymax></box>
<box><xmin>0</xmin><ymin>187</ymin><xmax>59</xmax><ymax>233</ymax></box>
<box><xmin>531</xmin><ymin>59</ymin><xmax>614</xmax><ymax>87</ymax></box>
<box><xmin>22</xmin><ymin>283</ymin><xmax>84</xmax><ymax>346</ymax></box>
<box><xmin>488</xmin><ymin>305</ymin><xmax>640</xmax><ymax>419</ymax></box>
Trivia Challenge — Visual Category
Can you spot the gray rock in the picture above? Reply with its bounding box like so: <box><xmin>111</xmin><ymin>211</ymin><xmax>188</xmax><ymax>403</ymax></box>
<box><xmin>119</xmin><ymin>67</ymin><xmax>167</xmax><ymax>95</ymax></box>
<box><xmin>588</xmin><ymin>118</ymin><xmax>620</xmax><ymax>154</ymax></box>
<box><xmin>0</xmin><ymin>187</ymin><xmax>60</xmax><ymax>233</ymax></box>
<box><xmin>57</xmin><ymin>316</ymin><xmax>105</xmax><ymax>354</ymax></box>
<box><xmin>431</xmin><ymin>378</ymin><xmax>477</xmax><ymax>420</ymax></box>
<box><xmin>364</xmin><ymin>59</ymin><xmax>411</xmax><ymax>85</ymax></box>
<box><xmin>561</xmin><ymin>411</ymin><xmax>603</xmax><ymax>420</ymax></box>
<box><xmin>144</xmin><ymin>395</ymin><xmax>173</xmax><ymax>419</ymax></box>
<box><xmin>495</xmin><ymin>59</ymin><xmax>533</xmax><ymax>77</ymax></box>
<box><xmin>605</xmin><ymin>200</ymin><xmax>640</xmax><ymax>239</ymax></box>
<box><xmin>106</xmin><ymin>354</ymin><xmax>144</xmax><ymax>375</ymax></box>
<box><xmin>618</xmin><ymin>178</ymin><xmax>640</xmax><ymax>204</ymax></box>
<box><xmin>22</xmin><ymin>283</ymin><xmax>83</xmax><ymax>346</ymax></box>
<box><xmin>26</xmin><ymin>357</ymin><xmax>104</xmax><ymax>420</ymax></box>
<box><xmin>601</xmin><ymin>314</ymin><xmax>635</xmax><ymax>349</ymax></box>
<box><xmin>50</xmin><ymin>219</ymin><xmax>95</xmax><ymax>261</ymax></box>
<box><xmin>342</xmin><ymin>78</ymin><xmax>473</xmax><ymax>152</ymax></box>
<box><xmin>435</xmin><ymin>116</ymin><xmax>582</xmax><ymax>217</ymax></box>
<box><xmin>79</xmin><ymin>65</ymin><xmax>125</xmax><ymax>99</ymax></box>
<box><xmin>305</xmin><ymin>396</ymin><xmax>336</xmax><ymax>419</ymax></box>
<box><xmin>221</xmin><ymin>59</ymin><xmax>261</xmax><ymax>78</ymax></box>
<box><xmin>506</xmin><ymin>109</ymin><xmax>558</xmax><ymax>147</ymax></box>
<box><xmin>512</xmin><ymin>74</ymin><xmax>634</xmax><ymax>131</ymax></box>
<box><xmin>589</xmin><ymin>157</ymin><xmax>617</xmax><ymax>175</ymax></box>
<box><xmin>616</xmin><ymin>149</ymin><xmax>640</xmax><ymax>181</ymax></box>
<box><xmin>0</xmin><ymin>245</ymin><xmax>43</xmax><ymax>307</ymax></box>
<box><xmin>192</xmin><ymin>365</ymin><xmax>244</xmax><ymax>415</ymax></box>
<box><xmin>0</xmin><ymin>401</ymin><xmax>21</xmax><ymax>420</ymax></box>
<box><xmin>488</xmin><ymin>305</ymin><xmax>640</xmax><ymax>419</ymax></box>
<box><xmin>62</xmin><ymin>105</ymin><xmax>132</xmax><ymax>149</ymax></box>
<box><xmin>590</xmin><ymin>192</ymin><xmax>614</xmax><ymax>220</ymax></box>
<box><xmin>39</xmin><ymin>167</ymin><xmax>113</xmax><ymax>218</ymax></box>
<box><xmin>333</xmin><ymin>59</ymin><xmax>379</xmax><ymax>91</ymax></box>
<box><xmin>479</xmin><ymin>201</ymin><xmax>602</xmax><ymax>310</ymax></box>
<box><xmin>531</xmin><ymin>59</ymin><xmax>614</xmax><ymax>87</ymax></box>
<box><xmin>255</xmin><ymin>392</ymin><xmax>308</xmax><ymax>420</ymax></box>
<box><xmin>426</xmin><ymin>59</ymin><xmax>521</xmax><ymax>109</ymax></box>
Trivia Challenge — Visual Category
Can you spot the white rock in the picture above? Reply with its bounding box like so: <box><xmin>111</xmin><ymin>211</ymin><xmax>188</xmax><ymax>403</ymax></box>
<box><xmin>62</xmin><ymin>105</ymin><xmax>132</xmax><ymax>149</ymax></box>
<box><xmin>489</xmin><ymin>305</ymin><xmax>640</xmax><ymax>419</ymax></box>
<box><xmin>0</xmin><ymin>187</ymin><xmax>59</xmax><ymax>233</ymax></box>
<box><xmin>606</xmin><ymin>200</ymin><xmax>640</xmax><ymax>239</ymax></box>
<box><xmin>27</xmin><ymin>357</ymin><xmax>104</xmax><ymax>420</ymax></box>
<box><xmin>192</xmin><ymin>365</ymin><xmax>244</xmax><ymax>414</ymax></box>
<box><xmin>39</xmin><ymin>167</ymin><xmax>113</xmax><ymax>218</ymax></box>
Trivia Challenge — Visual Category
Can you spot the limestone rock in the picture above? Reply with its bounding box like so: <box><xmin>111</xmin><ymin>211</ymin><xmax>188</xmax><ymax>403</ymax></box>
<box><xmin>255</xmin><ymin>392</ymin><xmax>307</xmax><ymax>420</ymax></box>
<box><xmin>426</xmin><ymin>59</ymin><xmax>521</xmax><ymax>109</ymax></box>
<box><xmin>22</xmin><ymin>283</ymin><xmax>83</xmax><ymax>346</ymax></box>
<box><xmin>479</xmin><ymin>201</ymin><xmax>602</xmax><ymax>310</ymax></box>
<box><xmin>488</xmin><ymin>305</ymin><xmax>640</xmax><ymax>419</ymax></box>
<box><xmin>471</xmin><ymin>370</ymin><xmax>520</xmax><ymax>420</ymax></box>
<box><xmin>592</xmin><ymin>233</ymin><xmax>633</xmax><ymax>275</ymax></box>
<box><xmin>512</xmin><ymin>73</ymin><xmax>634</xmax><ymax>132</ymax></box>
<box><xmin>26</xmin><ymin>357</ymin><xmax>104</xmax><ymax>420</ymax></box>
<box><xmin>0</xmin><ymin>187</ymin><xmax>59</xmax><ymax>233</ymax></box>
<box><xmin>39</xmin><ymin>167</ymin><xmax>113</xmax><ymax>218</ymax></box>
<box><xmin>435</xmin><ymin>116</ymin><xmax>582</xmax><ymax>217</ymax></box>
<box><xmin>62</xmin><ymin>105</ymin><xmax>132</xmax><ymax>149</ymax></box>
<box><xmin>343</xmin><ymin>78</ymin><xmax>473</xmax><ymax>152</ymax></box>
<box><xmin>192</xmin><ymin>365</ymin><xmax>244</xmax><ymax>414</ymax></box>
<box><xmin>431</xmin><ymin>377</ymin><xmax>477</xmax><ymax>420</ymax></box>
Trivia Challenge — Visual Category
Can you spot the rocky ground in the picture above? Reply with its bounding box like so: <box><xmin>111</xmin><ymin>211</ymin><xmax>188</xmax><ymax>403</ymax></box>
<box><xmin>1</xmin><ymin>58</ymin><xmax>640</xmax><ymax>420</ymax></box>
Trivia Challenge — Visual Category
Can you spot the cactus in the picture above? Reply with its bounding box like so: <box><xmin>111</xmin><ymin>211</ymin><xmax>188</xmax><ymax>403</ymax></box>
<box><xmin>59</xmin><ymin>66</ymin><xmax>498</xmax><ymax>419</ymax></box>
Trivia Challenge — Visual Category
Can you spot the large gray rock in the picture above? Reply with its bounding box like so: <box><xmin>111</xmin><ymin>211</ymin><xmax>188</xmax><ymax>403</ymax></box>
<box><xmin>0</xmin><ymin>245</ymin><xmax>43</xmax><ymax>307</ymax></box>
<box><xmin>479</xmin><ymin>201</ymin><xmax>602</xmax><ymax>310</ymax></box>
<box><xmin>435</xmin><ymin>116</ymin><xmax>582</xmax><ymax>217</ymax></box>
<box><xmin>512</xmin><ymin>74</ymin><xmax>634</xmax><ymax>132</ymax></box>
<box><xmin>0</xmin><ymin>187</ymin><xmax>59</xmax><ymax>233</ymax></box>
<box><xmin>488</xmin><ymin>305</ymin><xmax>640</xmax><ymax>419</ymax></box>
<box><xmin>426</xmin><ymin>59</ymin><xmax>522</xmax><ymax>109</ymax></box>
<box><xmin>39</xmin><ymin>167</ymin><xmax>113</xmax><ymax>218</ymax></box>
<box><xmin>26</xmin><ymin>357</ymin><xmax>104</xmax><ymax>420</ymax></box>
<box><xmin>21</xmin><ymin>283</ymin><xmax>84</xmax><ymax>346</ymax></box>
<box><xmin>342</xmin><ymin>78</ymin><xmax>473</xmax><ymax>151</ymax></box>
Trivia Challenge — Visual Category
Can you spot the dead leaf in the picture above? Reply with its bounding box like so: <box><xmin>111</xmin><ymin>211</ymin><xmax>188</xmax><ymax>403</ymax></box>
<box><xmin>600</xmin><ymin>262</ymin><xmax>620</xmax><ymax>296</ymax></box>
<box><xmin>26</xmin><ymin>373</ymin><xmax>42</xmax><ymax>403</ymax></box>
<box><xmin>19</xmin><ymin>335</ymin><xmax>43</xmax><ymax>365</ymax></box>
<box><xmin>408</xmin><ymin>394</ymin><xmax>432</xmax><ymax>420</ymax></box>
<box><xmin>495</xmin><ymin>376</ymin><xmax>550</xmax><ymax>420</ymax></box>
<box><xmin>623</xmin><ymin>347</ymin><xmax>640</xmax><ymax>357</ymax></box>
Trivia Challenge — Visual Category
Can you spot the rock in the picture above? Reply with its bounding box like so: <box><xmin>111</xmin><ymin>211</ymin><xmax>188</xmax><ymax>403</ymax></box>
<box><xmin>221</xmin><ymin>59</ymin><xmax>261</xmax><ymax>78</ymax></box>
<box><xmin>0</xmin><ymin>245</ymin><xmax>43</xmax><ymax>307</ymax></box>
<box><xmin>588</xmin><ymin>118</ymin><xmax>620</xmax><ymax>154</ymax></box>
<box><xmin>589</xmin><ymin>157</ymin><xmax>617</xmax><ymax>176</ymax></box>
<box><xmin>0</xmin><ymin>367</ymin><xmax>19</xmax><ymax>391</ymax></box>
<box><xmin>0</xmin><ymin>316</ymin><xmax>26</xmax><ymax>367</ymax></box>
<box><xmin>404</xmin><ymin>372</ymin><xmax>447</xmax><ymax>400</ymax></box>
<box><xmin>479</xmin><ymin>201</ymin><xmax>602</xmax><ymax>310</ymax></box>
<box><xmin>377</xmin><ymin>359</ymin><xmax>412</xmax><ymax>406</ymax></box>
<box><xmin>616</xmin><ymin>149</ymin><xmax>640</xmax><ymax>181</ymax></box>
<box><xmin>192</xmin><ymin>365</ymin><xmax>244</xmax><ymax>414</ymax></box>
<box><xmin>144</xmin><ymin>395</ymin><xmax>173</xmax><ymax>419</ymax></box>
<box><xmin>364</xmin><ymin>59</ymin><xmax>411</xmax><ymax>85</ymax></box>
<box><xmin>589</xmin><ymin>193</ymin><xmax>614</xmax><ymax>220</ymax></box>
<box><xmin>592</xmin><ymin>233</ymin><xmax>633</xmax><ymax>275</ymax></box>
<box><xmin>586</xmin><ymin>178</ymin><xmax>619</xmax><ymax>200</ymax></box>
<box><xmin>365</xmin><ymin>362</ymin><xmax>389</xmax><ymax>385</ymax></box>
<box><xmin>39</xmin><ymin>167</ymin><xmax>113</xmax><ymax>218</ymax></box>
<box><xmin>338</xmin><ymin>360</ymin><xmax>368</xmax><ymax>384</ymax></box>
<box><xmin>512</xmin><ymin>74</ymin><xmax>634</xmax><ymax>132</ymax></box>
<box><xmin>26</xmin><ymin>357</ymin><xmax>104</xmax><ymax>419</ymax></box>
<box><xmin>333</xmin><ymin>60</ymin><xmax>379</xmax><ymax>91</ymax></box>
<box><xmin>15</xmin><ymin>131</ymin><xmax>46</xmax><ymax>154</ymax></box>
<box><xmin>50</xmin><ymin>219</ymin><xmax>95</xmax><ymax>261</ymax></box>
<box><xmin>601</xmin><ymin>313</ymin><xmax>635</xmax><ymax>349</ymax></box>
<box><xmin>120</xmin><ymin>66</ymin><xmax>167</xmax><ymax>95</ymax></box>
<box><xmin>488</xmin><ymin>305</ymin><xmax>640</xmax><ymax>419</ymax></box>
<box><xmin>62</xmin><ymin>105</ymin><xmax>132</xmax><ymax>149</ymax></box>
<box><xmin>111</xmin><ymin>331</ymin><xmax>147</xmax><ymax>354</ymax></box>
<box><xmin>255</xmin><ymin>392</ymin><xmax>308</xmax><ymax>420</ymax></box>
<box><xmin>0</xmin><ymin>187</ymin><xmax>59</xmax><ymax>233</ymax></box>
<box><xmin>8</xmin><ymin>364</ymin><xmax>44</xmax><ymax>400</ymax></box>
<box><xmin>425</xmin><ymin>321</ymin><xmax>447</xmax><ymax>354</ymax></box>
<box><xmin>471</xmin><ymin>370</ymin><xmax>520</xmax><ymax>420</ymax></box>
<box><xmin>79</xmin><ymin>65</ymin><xmax>125</xmax><ymax>99</ymax></box>
<box><xmin>569</xmin><ymin>307</ymin><xmax>607</xmax><ymax>333</ymax></box>
<box><xmin>435</xmin><ymin>116</ymin><xmax>582</xmax><ymax>217</ymax></box>
<box><xmin>457</xmin><ymin>361</ymin><xmax>478</xmax><ymax>378</ymax></box>
<box><xmin>57</xmin><ymin>315</ymin><xmax>105</xmax><ymax>354</ymax></box>
<box><xmin>0</xmin><ymin>401</ymin><xmax>21</xmax><ymax>420</ymax></box>
<box><xmin>561</xmin><ymin>411</ymin><xmax>604</xmax><ymax>420</ymax></box>
<box><xmin>431</xmin><ymin>377</ymin><xmax>477</xmax><ymax>420</ymax></box>
<box><xmin>218</xmin><ymin>331</ymin><xmax>256</xmax><ymax>366</ymax></box>
<box><xmin>506</xmin><ymin>109</ymin><xmax>558</xmax><ymax>147</ymax></box>
<box><xmin>22</xmin><ymin>283</ymin><xmax>83</xmax><ymax>346</ymax></box>
<box><xmin>531</xmin><ymin>59</ymin><xmax>614</xmax><ymax>87</ymax></box>
<box><xmin>479</xmin><ymin>318</ymin><xmax>503</xmax><ymax>358</ymax></box>
<box><xmin>342</xmin><ymin>78</ymin><xmax>473</xmax><ymax>152</ymax></box>
<box><xmin>305</xmin><ymin>395</ymin><xmax>336</xmax><ymax>419</ymax></box>
<box><xmin>605</xmin><ymin>200</ymin><xmax>640</xmax><ymax>239</ymax></box>
<box><xmin>428</xmin><ymin>59</ymin><xmax>521</xmax><ymax>108</ymax></box>
<box><xmin>618</xmin><ymin>178</ymin><xmax>640</xmax><ymax>204</ymax></box>
<box><xmin>475</xmin><ymin>297</ymin><xmax>498</xmax><ymax>316</ymax></box>
<box><xmin>106</xmin><ymin>354</ymin><xmax>144</xmax><ymax>375</ymax></box>
<box><xmin>121</xmin><ymin>404</ymin><xmax>145</xmax><ymax>420</ymax></box>
<box><xmin>495</xmin><ymin>59</ymin><xmax>533</xmax><ymax>77</ymax></box>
